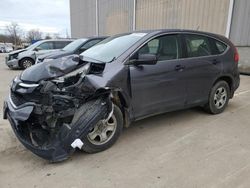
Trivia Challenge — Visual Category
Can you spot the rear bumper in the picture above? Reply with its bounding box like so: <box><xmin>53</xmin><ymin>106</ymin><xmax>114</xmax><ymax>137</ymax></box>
<box><xmin>231</xmin><ymin>74</ymin><xmax>240</xmax><ymax>98</ymax></box>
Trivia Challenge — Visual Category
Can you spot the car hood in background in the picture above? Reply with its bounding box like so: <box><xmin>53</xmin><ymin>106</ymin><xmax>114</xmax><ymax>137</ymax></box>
<box><xmin>21</xmin><ymin>55</ymin><xmax>82</xmax><ymax>82</ymax></box>
<box><xmin>38</xmin><ymin>50</ymin><xmax>73</xmax><ymax>60</ymax></box>
<box><xmin>8</xmin><ymin>49</ymin><xmax>26</xmax><ymax>55</ymax></box>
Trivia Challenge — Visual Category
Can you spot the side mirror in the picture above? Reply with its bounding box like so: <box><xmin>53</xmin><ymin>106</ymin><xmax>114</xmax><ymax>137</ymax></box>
<box><xmin>34</xmin><ymin>47</ymin><xmax>42</xmax><ymax>51</ymax></box>
<box><xmin>130</xmin><ymin>53</ymin><xmax>158</xmax><ymax>65</ymax></box>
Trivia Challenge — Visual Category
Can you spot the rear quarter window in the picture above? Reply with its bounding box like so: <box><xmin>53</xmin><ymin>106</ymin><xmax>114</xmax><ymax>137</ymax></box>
<box><xmin>214</xmin><ymin>40</ymin><xmax>227</xmax><ymax>54</ymax></box>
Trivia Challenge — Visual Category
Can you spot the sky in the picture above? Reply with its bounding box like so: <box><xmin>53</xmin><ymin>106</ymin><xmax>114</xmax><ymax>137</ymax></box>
<box><xmin>0</xmin><ymin>0</ymin><xmax>70</xmax><ymax>37</ymax></box>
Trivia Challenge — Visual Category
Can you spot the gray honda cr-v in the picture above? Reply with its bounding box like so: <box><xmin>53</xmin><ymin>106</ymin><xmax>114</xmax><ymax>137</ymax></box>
<box><xmin>4</xmin><ymin>30</ymin><xmax>240</xmax><ymax>162</ymax></box>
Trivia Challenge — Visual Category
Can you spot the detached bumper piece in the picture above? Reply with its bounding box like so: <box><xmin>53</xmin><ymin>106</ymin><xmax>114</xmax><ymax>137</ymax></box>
<box><xmin>3</xmin><ymin>97</ymin><xmax>112</xmax><ymax>162</ymax></box>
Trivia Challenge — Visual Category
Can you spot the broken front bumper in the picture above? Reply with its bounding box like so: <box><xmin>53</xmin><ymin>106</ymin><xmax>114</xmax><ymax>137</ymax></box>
<box><xmin>3</xmin><ymin>96</ymin><xmax>111</xmax><ymax>162</ymax></box>
<box><xmin>6</xmin><ymin>59</ymin><xmax>20</xmax><ymax>69</ymax></box>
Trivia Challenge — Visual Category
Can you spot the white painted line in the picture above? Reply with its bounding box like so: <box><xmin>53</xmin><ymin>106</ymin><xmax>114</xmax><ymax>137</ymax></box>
<box><xmin>234</xmin><ymin>90</ymin><xmax>250</xmax><ymax>97</ymax></box>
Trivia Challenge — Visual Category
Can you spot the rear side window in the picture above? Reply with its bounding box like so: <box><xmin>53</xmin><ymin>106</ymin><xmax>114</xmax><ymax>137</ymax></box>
<box><xmin>214</xmin><ymin>40</ymin><xmax>227</xmax><ymax>54</ymax></box>
<box><xmin>54</xmin><ymin>41</ymin><xmax>71</xmax><ymax>49</ymax></box>
<box><xmin>185</xmin><ymin>35</ymin><xmax>212</xmax><ymax>57</ymax></box>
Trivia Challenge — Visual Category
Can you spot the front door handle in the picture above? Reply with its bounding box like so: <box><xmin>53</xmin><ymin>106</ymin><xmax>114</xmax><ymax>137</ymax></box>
<box><xmin>175</xmin><ymin>65</ymin><xmax>185</xmax><ymax>71</ymax></box>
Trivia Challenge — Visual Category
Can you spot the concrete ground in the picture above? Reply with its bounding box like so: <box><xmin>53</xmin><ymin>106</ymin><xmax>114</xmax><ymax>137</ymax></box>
<box><xmin>0</xmin><ymin>53</ymin><xmax>250</xmax><ymax>188</ymax></box>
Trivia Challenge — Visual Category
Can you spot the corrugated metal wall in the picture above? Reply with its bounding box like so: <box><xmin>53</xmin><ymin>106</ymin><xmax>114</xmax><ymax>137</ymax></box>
<box><xmin>136</xmin><ymin>0</ymin><xmax>230</xmax><ymax>35</ymax></box>
<box><xmin>70</xmin><ymin>0</ymin><xmax>96</xmax><ymax>37</ymax></box>
<box><xmin>98</xmin><ymin>0</ymin><xmax>134</xmax><ymax>36</ymax></box>
<box><xmin>230</xmin><ymin>0</ymin><xmax>250</xmax><ymax>46</ymax></box>
<box><xmin>71</xmin><ymin>0</ymin><xmax>230</xmax><ymax>37</ymax></box>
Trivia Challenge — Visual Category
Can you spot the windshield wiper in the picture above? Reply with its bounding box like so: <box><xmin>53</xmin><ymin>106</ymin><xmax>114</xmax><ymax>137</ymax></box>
<box><xmin>107</xmin><ymin>57</ymin><xmax>116</xmax><ymax>63</ymax></box>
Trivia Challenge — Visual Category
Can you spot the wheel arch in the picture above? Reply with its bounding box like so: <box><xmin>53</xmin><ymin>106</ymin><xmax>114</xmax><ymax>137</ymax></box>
<box><xmin>112</xmin><ymin>90</ymin><xmax>130</xmax><ymax>128</ymax></box>
<box><xmin>19</xmin><ymin>57</ymin><xmax>35</xmax><ymax>67</ymax></box>
<box><xmin>213</xmin><ymin>75</ymin><xmax>234</xmax><ymax>97</ymax></box>
<box><xmin>95</xmin><ymin>87</ymin><xmax>130</xmax><ymax>127</ymax></box>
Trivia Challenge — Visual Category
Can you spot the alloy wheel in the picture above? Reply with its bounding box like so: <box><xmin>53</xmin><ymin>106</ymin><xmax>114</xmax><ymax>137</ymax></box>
<box><xmin>213</xmin><ymin>86</ymin><xmax>227</xmax><ymax>109</ymax></box>
<box><xmin>87</xmin><ymin>114</ymin><xmax>117</xmax><ymax>145</ymax></box>
<box><xmin>23</xmin><ymin>59</ymin><xmax>33</xmax><ymax>69</ymax></box>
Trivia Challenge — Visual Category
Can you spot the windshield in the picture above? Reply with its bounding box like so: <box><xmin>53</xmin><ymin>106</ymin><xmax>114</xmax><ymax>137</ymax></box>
<box><xmin>80</xmin><ymin>33</ymin><xmax>147</xmax><ymax>63</ymax></box>
<box><xmin>63</xmin><ymin>39</ymin><xmax>87</xmax><ymax>51</ymax></box>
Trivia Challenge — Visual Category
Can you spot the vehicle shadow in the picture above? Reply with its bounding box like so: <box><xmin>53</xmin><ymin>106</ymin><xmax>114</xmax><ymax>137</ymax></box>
<box><xmin>69</xmin><ymin>106</ymin><xmax>209</xmax><ymax>162</ymax></box>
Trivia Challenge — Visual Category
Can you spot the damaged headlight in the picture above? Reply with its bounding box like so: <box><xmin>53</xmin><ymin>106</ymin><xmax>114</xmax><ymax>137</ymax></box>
<box><xmin>9</xmin><ymin>53</ymin><xmax>19</xmax><ymax>60</ymax></box>
<box><xmin>53</xmin><ymin>63</ymin><xmax>91</xmax><ymax>83</ymax></box>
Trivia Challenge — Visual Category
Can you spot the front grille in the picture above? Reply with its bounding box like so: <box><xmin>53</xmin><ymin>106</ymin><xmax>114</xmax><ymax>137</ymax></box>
<box><xmin>10</xmin><ymin>92</ymin><xmax>27</xmax><ymax>106</ymax></box>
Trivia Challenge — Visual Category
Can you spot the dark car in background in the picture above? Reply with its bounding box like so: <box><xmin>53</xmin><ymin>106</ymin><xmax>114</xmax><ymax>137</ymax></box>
<box><xmin>36</xmin><ymin>37</ymin><xmax>106</xmax><ymax>64</ymax></box>
<box><xmin>5</xmin><ymin>39</ymin><xmax>73</xmax><ymax>69</ymax></box>
<box><xmin>4</xmin><ymin>30</ymin><xmax>240</xmax><ymax>162</ymax></box>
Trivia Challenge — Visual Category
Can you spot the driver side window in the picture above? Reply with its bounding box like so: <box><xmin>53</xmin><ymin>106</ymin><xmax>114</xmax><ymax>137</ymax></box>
<box><xmin>37</xmin><ymin>42</ymin><xmax>53</xmax><ymax>50</ymax></box>
<box><xmin>137</xmin><ymin>35</ymin><xmax>180</xmax><ymax>61</ymax></box>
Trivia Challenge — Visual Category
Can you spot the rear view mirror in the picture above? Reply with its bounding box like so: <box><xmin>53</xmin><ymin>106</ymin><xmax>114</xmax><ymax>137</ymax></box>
<box><xmin>131</xmin><ymin>54</ymin><xmax>158</xmax><ymax>65</ymax></box>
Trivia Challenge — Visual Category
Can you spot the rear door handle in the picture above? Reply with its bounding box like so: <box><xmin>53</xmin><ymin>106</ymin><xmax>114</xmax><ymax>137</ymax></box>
<box><xmin>175</xmin><ymin>65</ymin><xmax>185</xmax><ymax>71</ymax></box>
<box><xmin>212</xmin><ymin>59</ymin><xmax>220</xmax><ymax>65</ymax></box>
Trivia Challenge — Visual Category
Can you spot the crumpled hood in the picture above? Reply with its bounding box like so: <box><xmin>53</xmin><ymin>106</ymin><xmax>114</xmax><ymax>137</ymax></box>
<box><xmin>9</xmin><ymin>49</ymin><xmax>26</xmax><ymax>55</ymax></box>
<box><xmin>21</xmin><ymin>55</ymin><xmax>81</xmax><ymax>82</ymax></box>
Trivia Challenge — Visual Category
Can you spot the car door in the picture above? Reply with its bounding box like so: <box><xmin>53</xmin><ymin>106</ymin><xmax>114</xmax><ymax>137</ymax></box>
<box><xmin>129</xmin><ymin>34</ymin><xmax>187</xmax><ymax>119</ymax></box>
<box><xmin>181</xmin><ymin>34</ymin><xmax>223</xmax><ymax>105</ymax></box>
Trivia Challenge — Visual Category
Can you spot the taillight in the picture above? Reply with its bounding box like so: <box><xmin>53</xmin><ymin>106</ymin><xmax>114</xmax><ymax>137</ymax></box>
<box><xmin>234</xmin><ymin>47</ymin><xmax>239</xmax><ymax>63</ymax></box>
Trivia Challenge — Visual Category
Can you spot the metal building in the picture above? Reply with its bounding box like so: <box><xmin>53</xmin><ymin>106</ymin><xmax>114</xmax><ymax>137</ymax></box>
<box><xmin>70</xmin><ymin>0</ymin><xmax>250</xmax><ymax>70</ymax></box>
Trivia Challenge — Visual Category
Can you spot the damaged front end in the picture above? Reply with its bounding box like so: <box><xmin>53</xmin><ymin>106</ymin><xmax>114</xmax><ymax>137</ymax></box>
<box><xmin>3</xmin><ymin>56</ymin><xmax>113</xmax><ymax>162</ymax></box>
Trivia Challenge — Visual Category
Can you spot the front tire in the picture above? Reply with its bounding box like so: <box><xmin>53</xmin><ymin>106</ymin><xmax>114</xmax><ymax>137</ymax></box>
<box><xmin>20</xmin><ymin>58</ymin><xmax>34</xmax><ymax>69</ymax></box>
<box><xmin>205</xmin><ymin>81</ymin><xmax>230</xmax><ymax>114</ymax></box>
<box><xmin>82</xmin><ymin>105</ymin><xmax>123</xmax><ymax>153</ymax></box>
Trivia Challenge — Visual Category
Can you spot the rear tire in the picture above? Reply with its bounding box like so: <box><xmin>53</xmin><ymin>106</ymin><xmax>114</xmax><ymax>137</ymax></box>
<box><xmin>82</xmin><ymin>105</ymin><xmax>123</xmax><ymax>153</ymax></box>
<box><xmin>20</xmin><ymin>58</ymin><xmax>34</xmax><ymax>69</ymax></box>
<box><xmin>204</xmin><ymin>80</ymin><xmax>230</xmax><ymax>114</ymax></box>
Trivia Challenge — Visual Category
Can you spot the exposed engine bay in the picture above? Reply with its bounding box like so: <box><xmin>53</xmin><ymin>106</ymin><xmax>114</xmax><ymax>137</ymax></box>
<box><xmin>4</xmin><ymin>55</ymin><xmax>115</xmax><ymax>162</ymax></box>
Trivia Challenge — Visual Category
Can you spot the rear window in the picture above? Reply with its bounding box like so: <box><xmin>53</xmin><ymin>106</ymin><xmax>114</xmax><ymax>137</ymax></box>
<box><xmin>214</xmin><ymin>40</ymin><xmax>227</xmax><ymax>54</ymax></box>
<box><xmin>185</xmin><ymin>34</ymin><xmax>212</xmax><ymax>58</ymax></box>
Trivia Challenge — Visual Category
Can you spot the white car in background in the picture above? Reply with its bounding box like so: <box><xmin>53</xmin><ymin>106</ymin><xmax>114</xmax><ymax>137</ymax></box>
<box><xmin>5</xmin><ymin>39</ymin><xmax>73</xmax><ymax>69</ymax></box>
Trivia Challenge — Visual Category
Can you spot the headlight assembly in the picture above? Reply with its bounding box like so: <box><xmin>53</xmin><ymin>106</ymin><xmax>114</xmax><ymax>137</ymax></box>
<box><xmin>9</xmin><ymin>53</ymin><xmax>18</xmax><ymax>60</ymax></box>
